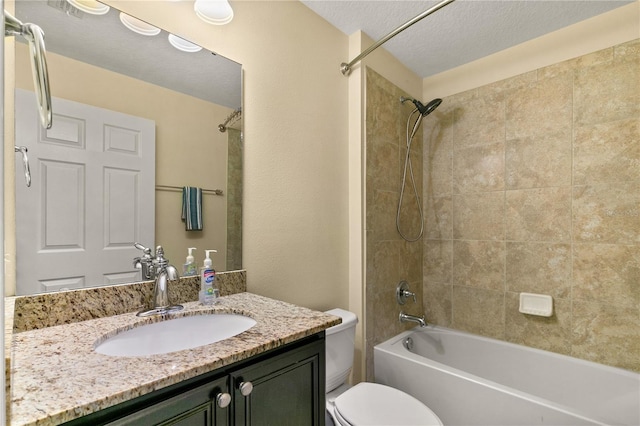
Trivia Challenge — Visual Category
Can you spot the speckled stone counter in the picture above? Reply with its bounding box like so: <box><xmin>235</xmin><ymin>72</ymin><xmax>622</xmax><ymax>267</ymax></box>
<box><xmin>9</xmin><ymin>292</ymin><xmax>340</xmax><ymax>426</ymax></box>
<box><xmin>5</xmin><ymin>270</ymin><xmax>248</xmax><ymax>422</ymax></box>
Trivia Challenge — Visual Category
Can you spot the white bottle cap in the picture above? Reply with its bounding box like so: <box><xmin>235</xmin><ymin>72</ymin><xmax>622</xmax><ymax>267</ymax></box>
<box><xmin>187</xmin><ymin>247</ymin><xmax>196</xmax><ymax>263</ymax></box>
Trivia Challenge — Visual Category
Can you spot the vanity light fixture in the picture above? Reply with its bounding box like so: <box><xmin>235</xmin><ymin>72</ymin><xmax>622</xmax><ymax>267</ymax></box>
<box><xmin>119</xmin><ymin>13</ymin><xmax>161</xmax><ymax>36</ymax></box>
<box><xmin>194</xmin><ymin>0</ymin><xmax>234</xmax><ymax>25</ymax></box>
<box><xmin>65</xmin><ymin>0</ymin><xmax>110</xmax><ymax>15</ymax></box>
<box><xmin>168</xmin><ymin>34</ymin><xmax>203</xmax><ymax>52</ymax></box>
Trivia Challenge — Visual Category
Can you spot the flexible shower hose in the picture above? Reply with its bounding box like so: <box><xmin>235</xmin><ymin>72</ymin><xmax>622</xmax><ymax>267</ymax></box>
<box><xmin>396</xmin><ymin>108</ymin><xmax>425</xmax><ymax>242</ymax></box>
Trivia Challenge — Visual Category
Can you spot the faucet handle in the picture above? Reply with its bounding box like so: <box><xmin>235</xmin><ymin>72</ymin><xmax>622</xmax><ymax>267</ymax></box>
<box><xmin>396</xmin><ymin>280</ymin><xmax>416</xmax><ymax>305</ymax></box>
<box><xmin>134</xmin><ymin>242</ymin><xmax>153</xmax><ymax>257</ymax></box>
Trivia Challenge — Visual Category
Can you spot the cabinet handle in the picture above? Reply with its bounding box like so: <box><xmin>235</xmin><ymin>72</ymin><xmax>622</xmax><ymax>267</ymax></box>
<box><xmin>238</xmin><ymin>381</ymin><xmax>253</xmax><ymax>396</ymax></box>
<box><xmin>216</xmin><ymin>392</ymin><xmax>231</xmax><ymax>408</ymax></box>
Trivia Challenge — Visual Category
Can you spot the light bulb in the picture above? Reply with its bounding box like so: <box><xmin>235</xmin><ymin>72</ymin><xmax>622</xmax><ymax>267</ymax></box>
<box><xmin>66</xmin><ymin>0</ymin><xmax>110</xmax><ymax>15</ymax></box>
<box><xmin>194</xmin><ymin>0</ymin><xmax>234</xmax><ymax>25</ymax></box>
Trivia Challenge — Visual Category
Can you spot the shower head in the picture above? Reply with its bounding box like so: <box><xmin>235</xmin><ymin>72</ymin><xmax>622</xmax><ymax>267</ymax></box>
<box><xmin>401</xmin><ymin>97</ymin><xmax>442</xmax><ymax>117</ymax></box>
<box><xmin>415</xmin><ymin>98</ymin><xmax>442</xmax><ymax>116</ymax></box>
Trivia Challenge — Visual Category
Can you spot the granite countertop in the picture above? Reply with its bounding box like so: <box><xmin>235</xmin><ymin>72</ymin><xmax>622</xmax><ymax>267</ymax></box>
<box><xmin>9</xmin><ymin>292</ymin><xmax>340</xmax><ymax>426</ymax></box>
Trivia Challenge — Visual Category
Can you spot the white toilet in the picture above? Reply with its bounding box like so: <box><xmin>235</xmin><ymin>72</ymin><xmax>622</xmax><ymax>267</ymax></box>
<box><xmin>325</xmin><ymin>308</ymin><xmax>443</xmax><ymax>426</ymax></box>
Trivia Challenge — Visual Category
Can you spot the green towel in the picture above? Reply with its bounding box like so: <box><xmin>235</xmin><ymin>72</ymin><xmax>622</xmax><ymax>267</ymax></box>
<box><xmin>181</xmin><ymin>187</ymin><xmax>203</xmax><ymax>231</ymax></box>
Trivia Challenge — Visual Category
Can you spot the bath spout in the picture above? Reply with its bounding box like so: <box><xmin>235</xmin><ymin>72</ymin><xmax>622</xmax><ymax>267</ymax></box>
<box><xmin>399</xmin><ymin>311</ymin><xmax>426</xmax><ymax>327</ymax></box>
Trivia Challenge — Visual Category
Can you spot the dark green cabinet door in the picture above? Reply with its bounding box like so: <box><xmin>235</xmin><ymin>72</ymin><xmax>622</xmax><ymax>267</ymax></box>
<box><xmin>105</xmin><ymin>376</ymin><xmax>230</xmax><ymax>426</ymax></box>
<box><xmin>231</xmin><ymin>338</ymin><xmax>325</xmax><ymax>426</ymax></box>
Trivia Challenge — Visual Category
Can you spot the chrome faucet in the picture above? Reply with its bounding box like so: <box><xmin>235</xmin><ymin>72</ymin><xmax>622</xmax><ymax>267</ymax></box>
<box><xmin>137</xmin><ymin>245</ymin><xmax>184</xmax><ymax>317</ymax></box>
<box><xmin>399</xmin><ymin>311</ymin><xmax>427</xmax><ymax>327</ymax></box>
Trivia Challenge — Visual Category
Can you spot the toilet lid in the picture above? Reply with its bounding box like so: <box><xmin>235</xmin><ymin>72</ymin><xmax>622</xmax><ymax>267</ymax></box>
<box><xmin>334</xmin><ymin>382</ymin><xmax>443</xmax><ymax>426</ymax></box>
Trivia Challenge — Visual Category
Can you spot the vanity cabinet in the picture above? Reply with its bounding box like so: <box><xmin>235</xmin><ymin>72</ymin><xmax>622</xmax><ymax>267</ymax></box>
<box><xmin>63</xmin><ymin>333</ymin><xmax>325</xmax><ymax>426</ymax></box>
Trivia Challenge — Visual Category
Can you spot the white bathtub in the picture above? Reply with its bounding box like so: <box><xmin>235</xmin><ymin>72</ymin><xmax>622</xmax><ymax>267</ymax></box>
<box><xmin>374</xmin><ymin>326</ymin><xmax>640</xmax><ymax>426</ymax></box>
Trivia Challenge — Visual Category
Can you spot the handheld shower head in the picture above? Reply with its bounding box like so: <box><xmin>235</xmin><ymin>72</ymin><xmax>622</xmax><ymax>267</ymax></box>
<box><xmin>400</xmin><ymin>97</ymin><xmax>442</xmax><ymax>117</ymax></box>
<box><xmin>415</xmin><ymin>98</ymin><xmax>442</xmax><ymax>116</ymax></box>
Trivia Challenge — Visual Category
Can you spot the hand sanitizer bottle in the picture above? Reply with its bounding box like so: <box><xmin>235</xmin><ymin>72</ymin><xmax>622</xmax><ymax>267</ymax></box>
<box><xmin>199</xmin><ymin>249</ymin><xmax>218</xmax><ymax>305</ymax></box>
<box><xmin>183</xmin><ymin>247</ymin><xmax>198</xmax><ymax>276</ymax></box>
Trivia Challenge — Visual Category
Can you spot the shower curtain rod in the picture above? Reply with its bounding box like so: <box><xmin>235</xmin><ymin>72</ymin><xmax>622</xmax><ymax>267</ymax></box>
<box><xmin>340</xmin><ymin>0</ymin><xmax>456</xmax><ymax>76</ymax></box>
<box><xmin>218</xmin><ymin>108</ymin><xmax>242</xmax><ymax>133</ymax></box>
<box><xmin>5</xmin><ymin>10</ymin><xmax>52</xmax><ymax>128</ymax></box>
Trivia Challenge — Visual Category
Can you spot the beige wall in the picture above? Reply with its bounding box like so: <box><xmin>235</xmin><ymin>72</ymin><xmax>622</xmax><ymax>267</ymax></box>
<box><xmin>101</xmin><ymin>1</ymin><xmax>350</xmax><ymax>312</ymax></box>
<box><xmin>10</xmin><ymin>44</ymin><xmax>233</xmax><ymax>294</ymax></box>
<box><xmin>422</xmin><ymin>37</ymin><xmax>639</xmax><ymax>372</ymax></box>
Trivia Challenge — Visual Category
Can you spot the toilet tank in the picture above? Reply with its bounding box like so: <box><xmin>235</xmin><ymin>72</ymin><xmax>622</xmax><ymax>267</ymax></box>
<box><xmin>324</xmin><ymin>308</ymin><xmax>358</xmax><ymax>392</ymax></box>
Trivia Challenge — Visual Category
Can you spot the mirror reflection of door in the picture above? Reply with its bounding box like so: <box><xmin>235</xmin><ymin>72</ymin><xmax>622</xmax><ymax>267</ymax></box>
<box><xmin>15</xmin><ymin>89</ymin><xmax>155</xmax><ymax>295</ymax></box>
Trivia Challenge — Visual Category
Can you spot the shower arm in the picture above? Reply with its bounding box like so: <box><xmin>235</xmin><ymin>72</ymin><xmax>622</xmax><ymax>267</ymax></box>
<box><xmin>5</xmin><ymin>10</ymin><xmax>52</xmax><ymax>130</ymax></box>
<box><xmin>340</xmin><ymin>0</ymin><xmax>456</xmax><ymax>76</ymax></box>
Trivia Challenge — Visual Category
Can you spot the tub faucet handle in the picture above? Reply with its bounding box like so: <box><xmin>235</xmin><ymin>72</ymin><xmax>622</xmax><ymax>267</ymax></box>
<box><xmin>396</xmin><ymin>280</ymin><xmax>416</xmax><ymax>305</ymax></box>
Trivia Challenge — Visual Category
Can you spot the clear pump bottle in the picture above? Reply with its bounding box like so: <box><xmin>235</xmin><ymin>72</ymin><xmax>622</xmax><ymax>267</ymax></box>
<box><xmin>183</xmin><ymin>247</ymin><xmax>198</xmax><ymax>276</ymax></box>
<box><xmin>199</xmin><ymin>249</ymin><xmax>219</xmax><ymax>305</ymax></box>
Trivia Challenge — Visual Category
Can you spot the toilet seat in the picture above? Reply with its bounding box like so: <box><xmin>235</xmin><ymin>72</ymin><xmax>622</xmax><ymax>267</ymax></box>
<box><xmin>333</xmin><ymin>382</ymin><xmax>443</xmax><ymax>426</ymax></box>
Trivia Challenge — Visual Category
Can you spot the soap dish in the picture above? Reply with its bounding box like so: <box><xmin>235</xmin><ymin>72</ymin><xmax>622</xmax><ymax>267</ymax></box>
<box><xmin>519</xmin><ymin>293</ymin><xmax>553</xmax><ymax>317</ymax></box>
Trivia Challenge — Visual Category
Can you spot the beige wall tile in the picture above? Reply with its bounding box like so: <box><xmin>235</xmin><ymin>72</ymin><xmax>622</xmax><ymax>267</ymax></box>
<box><xmin>614</xmin><ymin>39</ymin><xmax>640</xmax><ymax>61</ymax></box>
<box><xmin>481</xmin><ymin>70</ymin><xmax>537</xmax><ymax>96</ymax></box>
<box><xmin>424</xmin><ymin>195</ymin><xmax>452</xmax><ymax>240</ymax></box>
<box><xmin>453</xmin><ymin>142</ymin><xmax>505</xmax><ymax>193</ymax></box>
<box><xmin>573</xmin><ymin>243</ymin><xmax>640</xmax><ymax>308</ymax></box>
<box><xmin>453</xmin><ymin>191</ymin><xmax>505</xmax><ymax>240</ymax></box>
<box><xmin>506</xmin><ymin>187</ymin><xmax>572</xmax><ymax>242</ymax></box>
<box><xmin>452</xmin><ymin>240</ymin><xmax>505</xmax><ymax>291</ymax></box>
<box><xmin>424</xmin><ymin>281</ymin><xmax>452</xmax><ymax>326</ymax></box>
<box><xmin>421</xmin><ymin>39</ymin><xmax>640</xmax><ymax>373</ymax></box>
<box><xmin>539</xmin><ymin>47</ymin><xmax>613</xmax><ymax>80</ymax></box>
<box><xmin>573</xmin><ymin>182</ymin><xmax>640</xmax><ymax>244</ymax></box>
<box><xmin>365</xmin><ymin>68</ymin><xmax>424</xmax><ymax>379</ymax></box>
<box><xmin>505</xmin><ymin>242</ymin><xmax>572</xmax><ymax>299</ymax></box>
<box><xmin>367</xmin><ymin>190</ymin><xmax>399</xmax><ymax>242</ymax></box>
<box><xmin>453</xmin><ymin>95</ymin><xmax>505</xmax><ymax>151</ymax></box>
<box><xmin>366</xmin><ymin>139</ymin><xmax>399</xmax><ymax>193</ymax></box>
<box><xmin>452</xmin><ymin>285</ymin><xmax>505</xmax><ymax>339</ymax></box>
<box><xmin>366</xmin><ymin>240</ymin><xmax>401</xmax><ymax>288</ymax></box>
<box><xmin>400</xmin><ymin>240</ymin><xmax>423</xmax><ymax>284</ymax></box>
<box><xmin>505</xmin><ymin>132</ymin><xmax>571</xmax><ymax>189</ymax></box>
<box><xmin>424</xmin><ymin>110</ymin><xmax>453</xmax><ymax>197</ymax></box>
<box><xmin>505</xmin><ymin>74</ymin><xmax>572</xmax><ymax>140</ymax></box>
<box><xmin>572</xmin><ymin>300</ymin><xmax>640</xmax><ymax>371</ymax></box>
<box><xmin>574</xmin><ymin>58</ymin><xmax>640</xmax><ymax>127</ymax></box>
<box><xmin>424</xmin><ymin>240</ymin><xmax>452</xmax><ymax>284</ymax></box>
<box><xmin>573</xmin><ymin>118</ymin><xmax>640</xmax><ymax>185</ymax></box>
<box><xmin>505</xmin><ymin>292</ymin><xmax>571</xmax><ymax>355</ymax></box>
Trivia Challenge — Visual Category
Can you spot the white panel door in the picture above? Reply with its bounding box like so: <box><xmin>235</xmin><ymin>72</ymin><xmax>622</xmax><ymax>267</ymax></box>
<box><xmin>15</xmin><ymin>89</ymin><xmax>155</xmax><ymax>295</ymax></box>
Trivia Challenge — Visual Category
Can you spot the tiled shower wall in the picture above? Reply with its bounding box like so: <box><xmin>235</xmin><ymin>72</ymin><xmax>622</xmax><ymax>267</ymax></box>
<box><xmin>227</xmin><ymin>128</ymin><xmax>243</xmax><ymax>271</ymax></box>
<box><xmin>365</xmin><ymin>68</ymin><xmax>425</xmax><ymax>380</ymax></box>
<box><xmin>423</xmin><ymin>38</ymin><xmax>639</xmax><ymax>372</ymax></box>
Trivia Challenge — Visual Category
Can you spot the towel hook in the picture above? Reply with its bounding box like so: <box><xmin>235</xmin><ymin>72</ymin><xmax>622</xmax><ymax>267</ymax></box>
<box><xmin>14</xmin><ymin>146</ymin><xmax>31</xmax><ymax>187</ymax></box>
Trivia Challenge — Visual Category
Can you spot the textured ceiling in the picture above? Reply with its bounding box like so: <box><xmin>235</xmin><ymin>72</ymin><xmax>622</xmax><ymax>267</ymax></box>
<box><xmin>14</xmin><ymin>1</ymin><xmax>633</xmax><ymax>104</ymax></box>
<box><xmin>301</xmin><ymin>0</ymin><xmax>634</xmax><ymax>78</ymax></box>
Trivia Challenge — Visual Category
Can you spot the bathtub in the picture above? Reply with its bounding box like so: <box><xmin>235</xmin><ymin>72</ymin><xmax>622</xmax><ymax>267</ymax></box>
<box><xmin>374</xmin><ymin>326</ymin><xmax>640</xmax><ymax>426</ymax></box>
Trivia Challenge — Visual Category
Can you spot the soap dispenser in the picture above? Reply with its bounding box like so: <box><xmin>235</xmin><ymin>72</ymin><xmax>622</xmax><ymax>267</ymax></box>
<box><xmin>183</xmin><ymin>247</ymin><xmax>198</xmax><ymax>276</ymax></box>
<box><xmin>199</xmin><ymin>249</ymin><xmax>219</xmax><ymax>305</ymax></box>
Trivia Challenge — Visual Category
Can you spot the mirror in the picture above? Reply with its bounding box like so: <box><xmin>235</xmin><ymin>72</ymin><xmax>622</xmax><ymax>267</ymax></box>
<box><xmin>11</xmin><ymin>0</ymin><xmax>242</xmax><ymax>295</ymax></box>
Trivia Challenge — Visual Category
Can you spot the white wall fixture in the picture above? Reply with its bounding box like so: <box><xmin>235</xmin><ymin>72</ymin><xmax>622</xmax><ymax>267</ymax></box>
<box><xmin>194</xmin><ymin>0</ymin><xmax>234</xmax><ymax>25</ymax></box>
<box><xmin>519</xmin><ymin>293</ymin><xmax>553</xmax><ymax>317</ymax></box>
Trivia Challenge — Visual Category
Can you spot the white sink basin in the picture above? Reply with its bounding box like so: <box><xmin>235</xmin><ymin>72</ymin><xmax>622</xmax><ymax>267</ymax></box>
<box><xmin>95</xmin><ymin>314</ymin><xmax>257</xmax><ymax>357</ymax></box>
